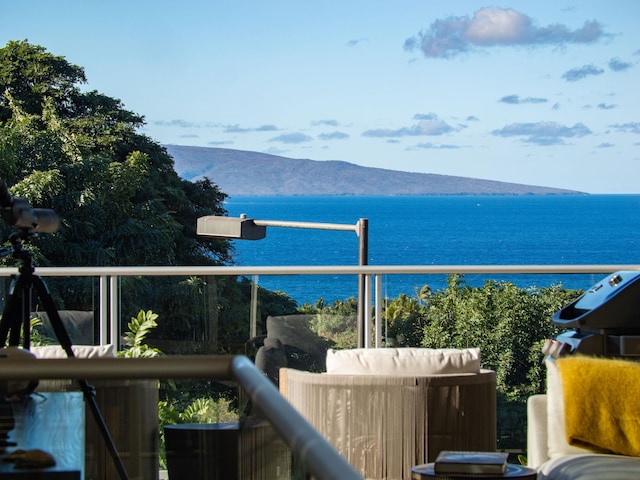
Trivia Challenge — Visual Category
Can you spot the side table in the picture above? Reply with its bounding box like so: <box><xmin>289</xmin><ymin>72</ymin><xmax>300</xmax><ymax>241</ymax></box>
<box><xmin>1</xmin><ymin>392</ymin><xmax>83</xmax><ymax>479</ymax></box>
<box><xmin>412</xmin><ymin>462</ymin><xmax>537</xmax><ymax>479</ymax></box>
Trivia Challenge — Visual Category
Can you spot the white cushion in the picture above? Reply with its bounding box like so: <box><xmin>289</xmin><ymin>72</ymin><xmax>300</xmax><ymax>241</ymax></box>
<box><xmin>31</xmin><ymin>344</ymin><xmax>116</xmax><ymax>359</ymax></box>
<box><xmin>538</xmin><ymin>454</ymin><xmax>640</xmax><ymax>480</ymax></box>
<box><xmin>325</xmin><ymin>347</ymin><xmax>480</xmax><ymax>375</ymax></box>
<box><xmin>527</xmin><ymin>394</ymin><xmax>550</xmax><ymax>469</ymax></box>
<box><xmin>545</xmin><ymin>358</ymin><xmax>593</xmax><ymax>459</ymax></box>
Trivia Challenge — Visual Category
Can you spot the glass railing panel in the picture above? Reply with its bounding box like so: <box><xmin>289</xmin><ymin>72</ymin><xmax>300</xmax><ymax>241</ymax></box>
<box><xmin>0</xmin><ymin>275</ymin><xmax>100</xmax><ymax>346</ymax></box>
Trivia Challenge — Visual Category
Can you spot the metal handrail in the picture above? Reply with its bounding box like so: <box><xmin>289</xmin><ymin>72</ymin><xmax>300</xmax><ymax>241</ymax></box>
<box><xmin>0</xmin><ymin>355</ymin><xmax>363</xmax><ymax>480</ymax></box>
<box><xmin>1</xmin><ymin>264</ymin><xmax>639</xmax><ymax>276</ymax></box>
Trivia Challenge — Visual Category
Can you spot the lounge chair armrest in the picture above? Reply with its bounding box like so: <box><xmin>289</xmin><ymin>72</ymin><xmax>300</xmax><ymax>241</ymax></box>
<box><xmin>527</xmin><ymin>394</ymin><xmax>549</xmax><ymax>469</ymax></box>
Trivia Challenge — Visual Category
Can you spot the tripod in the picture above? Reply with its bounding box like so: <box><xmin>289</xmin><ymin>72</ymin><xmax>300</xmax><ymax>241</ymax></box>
<box><xmin>0</xmin><ymin>229</ymin><xmax>129</xmax><ymax>480</ymax></box>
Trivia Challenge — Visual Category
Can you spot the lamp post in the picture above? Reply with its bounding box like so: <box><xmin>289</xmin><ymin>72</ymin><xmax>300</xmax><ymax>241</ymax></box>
<box><xmin>197</xmin><ymin>215</ymin><xmax>369</xmax><ymax>347</ymax></box>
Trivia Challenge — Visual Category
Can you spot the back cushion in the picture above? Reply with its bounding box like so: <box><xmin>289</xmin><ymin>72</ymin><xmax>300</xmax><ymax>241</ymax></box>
<box><xmin>31</xmin><ymin>344</ymin><xmax>116</xmax><ymax>359</ymax></box>
<box><xmin>325</xmin><ymin>347</ymin><xmax>480</xmax><ymax>375</ymax></box>
<box><xmin>545</xmin><ymin>358</ymin><xmax>594</xmax><ymax>458</ymax></box>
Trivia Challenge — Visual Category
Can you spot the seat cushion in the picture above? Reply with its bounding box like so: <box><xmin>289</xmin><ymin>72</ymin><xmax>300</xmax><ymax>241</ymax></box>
<box><xmin>537</xmin><ymin>454</ymin><xmax>640</xmax><ymax>480</ymax></box>
<box><xmin>325</xmin><ymin>347</ymin><xmax>480</xmax><ymax>375</ymax></box>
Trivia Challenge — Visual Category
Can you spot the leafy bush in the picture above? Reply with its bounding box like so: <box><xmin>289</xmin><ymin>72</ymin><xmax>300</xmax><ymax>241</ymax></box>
<box><xmin>420</xmin><ymin>275</ymin><xmax>578</xmax><ymax>400</ymax></box>
<box><xmin>117</xmin><ymin>309</ymin><xmax>162</xmax><ymax>358</ymax></box>
<box><xmin>300</xmin><ymin>297</ymin><xmax>358</xmax><ymax>349</ymax></box>
<box><xmin>158</xmin><ymin>397</ymin><xmax>238</xmax><ymax>468</ymax></box>
<box><xmin>418</xmin><ymin>275</ymin><xmax>580</xmax><ymax>450</ymax></box>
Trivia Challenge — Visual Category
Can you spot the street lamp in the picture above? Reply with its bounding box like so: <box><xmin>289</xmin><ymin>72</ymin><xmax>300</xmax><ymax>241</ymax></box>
<box><xmin>197</xmin><ymin>214</ymin><xmax>369</xmax><ymax>347</ymax></box>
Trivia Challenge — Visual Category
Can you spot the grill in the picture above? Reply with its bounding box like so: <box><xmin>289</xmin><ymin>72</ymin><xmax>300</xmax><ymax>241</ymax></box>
<box><xmin>546</xmin><ymin>271</ymin><xmax>640</xmax><ymax>357</ymax></box>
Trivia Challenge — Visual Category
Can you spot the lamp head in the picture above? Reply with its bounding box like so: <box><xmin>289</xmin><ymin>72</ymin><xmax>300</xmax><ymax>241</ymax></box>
<box><xmin>197</xmin><ymin>215</ymin><xmax>266</xmax><ymax>240</ymax></box>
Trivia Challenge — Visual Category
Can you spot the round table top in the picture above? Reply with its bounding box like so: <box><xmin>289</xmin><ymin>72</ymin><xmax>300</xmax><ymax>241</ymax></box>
<box><xmin>412</xmin><ymin>462</ymin><xmax>537</xmax><ymax>479</ymax></box>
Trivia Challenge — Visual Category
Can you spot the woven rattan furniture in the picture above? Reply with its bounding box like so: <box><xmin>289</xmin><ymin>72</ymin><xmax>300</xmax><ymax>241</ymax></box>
<box><xmin>279</xmin><ymin>348</ymin><xmax>496</xmax><ymax>480</ymax></box>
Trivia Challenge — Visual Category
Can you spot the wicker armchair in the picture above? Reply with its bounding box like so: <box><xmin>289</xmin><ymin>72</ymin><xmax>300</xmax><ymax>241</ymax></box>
<box><xmin>279</xmin><ymin>348</ymin><xmax>496</xmax><ymax>480</ymax></box>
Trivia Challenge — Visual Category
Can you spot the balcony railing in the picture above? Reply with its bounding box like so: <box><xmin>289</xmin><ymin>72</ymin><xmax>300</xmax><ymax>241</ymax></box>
<box><xmin>1</xmin><ymin>264</ymin><xmax>638</xmax><ymax>349</ymax></box>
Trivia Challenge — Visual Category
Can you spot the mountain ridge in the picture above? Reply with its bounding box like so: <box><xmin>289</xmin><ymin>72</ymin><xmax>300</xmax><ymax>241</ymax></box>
<box><xmin>165</xmin><ymin>144</ymin><xmax>584</xmax><ymax>196</ymax></box>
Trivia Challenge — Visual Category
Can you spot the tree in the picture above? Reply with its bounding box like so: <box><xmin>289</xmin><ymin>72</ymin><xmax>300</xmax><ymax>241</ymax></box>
<box><xmin>419</xmin><ymin>274</ymin><xmax>580</xmax><ymax>451</ymax></box>
<box><xmin>0</xmin><ymin>40</ymin><xmax>231</xmax><ymax>269</ymax></box>
<box><xmin>0</xmin><ymin>41</ymin><xmax>264</xmax><ymax>347</ymax></box>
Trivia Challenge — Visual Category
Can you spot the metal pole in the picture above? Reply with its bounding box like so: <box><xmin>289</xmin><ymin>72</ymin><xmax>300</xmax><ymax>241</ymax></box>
<box><xmin>99</xmin><ymin>275</ymin><xmax>109</xmax><ymax>345</ymax></box>
<box><xmin>243</xmin><ymin>216</ymin><xmax>370</xmax><ymax>347</ymax></box>
<box><xmin>110</xmin><ymin>275</ymin><xmax>119</xmax><ymax>349</ymax></box>
<box><xmin>357</xmin><ymin>218</ymin><xmax>368</xmax><ymax>348</ymax></box>
<box><xmin>375</xmin><ymin>274</ymin><xmax>382</xmax><ymax>348</ymax></box>
<box><xmin>198</xmin><ymin>215</ymin><xmax>371</xmax><ymax>346</ymax></box>
<box><xmin>253</xmin><ymin>219</ymin><xmax>359</xmax><ymax>232</ymax></box>
<box><xmin>250</xmin><ymin>275</ymin><xmax>259</xmax><ymax>339</ymax></box>
<box><xmin>364</xmin><ymin>274</ymin><xmax>372</xmax><ymax>348</ymax></box>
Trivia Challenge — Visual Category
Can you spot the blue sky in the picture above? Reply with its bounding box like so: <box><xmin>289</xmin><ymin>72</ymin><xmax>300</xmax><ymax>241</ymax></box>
<box><xmin>2</xmin><ymin>1</ymin><xmax>639</xmax><ymax>193</ymax></box>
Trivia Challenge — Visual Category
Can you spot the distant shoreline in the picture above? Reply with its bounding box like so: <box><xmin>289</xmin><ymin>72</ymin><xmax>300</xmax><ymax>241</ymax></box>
<box><xmin>166</xmin><ymin>144</ymin><xmax>584</xmax><ymax>196</ymax></box>
<box><xmin>223</xmin><ymin>192</ymin><xmax>590</xmax><ymax>197</ymax></box>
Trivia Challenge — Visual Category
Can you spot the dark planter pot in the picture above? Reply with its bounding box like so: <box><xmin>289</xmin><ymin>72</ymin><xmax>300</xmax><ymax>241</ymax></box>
<box><xmin>164</xmin><ymin>423</ymin><xmax>239</xmax><ymax>480</ymax></box>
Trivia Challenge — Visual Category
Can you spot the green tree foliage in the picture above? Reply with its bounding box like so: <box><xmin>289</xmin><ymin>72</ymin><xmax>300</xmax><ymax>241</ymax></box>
<box><xmin>0</xmin><ymin>41</ymin><xmax>279</xmax><ymax>346</ymax></box>
<box><xmin>382</xmin><ymin>287</ymin><xmax>431</xmax><ymax>347</ymax></box>
<box><xmin>300</xmin><ymin>297</ymin><xmax>358</xmax><ymax>349</ymax></box>
<box><xmin>0</xmin><ymin>40</ymin><xmax>230</xmax><ymax>269</ymax></box>
<box><xmin>418</xmin><ymin>274</ymin><xmax>580</xmax><ymax>451</ymax></box>
<box><xmin>118</xmin><ymin>309</ymin><xmax>163</xmax><ymax>358</ymax></box>
<box><xmin>420</xmin><ymin>275</ymin><xmax>577</xmax><ymax>400</ymax></box>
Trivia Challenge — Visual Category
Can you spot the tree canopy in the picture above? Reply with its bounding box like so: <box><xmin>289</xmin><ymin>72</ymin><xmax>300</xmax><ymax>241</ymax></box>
<box><xmin>0</xmin><ymin>40</ymin><xmax>230</xmax><ymax>267</ymax></box>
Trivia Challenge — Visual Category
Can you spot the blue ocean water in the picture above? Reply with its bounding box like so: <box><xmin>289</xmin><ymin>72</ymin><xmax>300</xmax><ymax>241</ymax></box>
<box><xmin>225</xmin><ymin>195</ymin><xmax>640</xmax><ymax>304</ymax></box>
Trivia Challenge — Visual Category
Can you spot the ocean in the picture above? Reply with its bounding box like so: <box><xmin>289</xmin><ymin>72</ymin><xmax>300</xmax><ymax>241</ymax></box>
<box><xmin>225</xmin><ymin>195</ymin><xmax>640</xmax><ymax>305</ymax></box>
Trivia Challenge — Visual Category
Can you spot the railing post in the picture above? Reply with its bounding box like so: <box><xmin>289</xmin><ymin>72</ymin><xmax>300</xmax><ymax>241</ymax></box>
<box><xmin>110</xmin><ymin>275</ymin><xmax>119</xmax><ymax>349</ymax></box>
<box><xmin>99</xmin><ymin>275</ymin><xmax>109</xmax><ymax>345</ymax></box>
<box><xmin>250</xmin><ymin>275</ymin><xmax>259</xmax><ymax>339</ymax></box>
<box><xmin>364</xmin><ymin>273</ymin><xmax>372</xmax><ymax>348</ymax></box>
<box><xmin>357</xmin><ymin>218</ymin><xmax>369</xmax><ymax>348</ymax></box>
<box><xmin>375</xmin><ymin>274</ymin><xmax>382</xmax><ymax>348</ymax></box>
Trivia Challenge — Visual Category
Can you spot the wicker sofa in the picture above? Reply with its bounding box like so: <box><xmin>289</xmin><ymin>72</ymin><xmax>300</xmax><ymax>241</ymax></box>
<box><xmin>527</xmin><ymin>357</ymin><xmax>640</xmax><ymax>479</ymax></box>
<box><xmin>279</xmin><ymin>347</ymin><xmax>497</xmax><ymax>480</ymax></box>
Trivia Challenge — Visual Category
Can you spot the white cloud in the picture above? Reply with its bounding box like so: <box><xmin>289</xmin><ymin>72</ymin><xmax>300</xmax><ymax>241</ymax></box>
<box><xmin>363</xmin><ymin>120</ymin><xmax>454</xmax><ymax>138</ymax></box>
<box><xmin>404</xmin><ymin>7</ymin><xmax>606</xmax><ymax>58</ymax></box>
<box><xmin>610</xmin><ymin>122</ymin><xmax>640</xmax><ymax>134</ymax></box>
<box><xmin>561</xmin><ymin>64</ymin><xmax>605</xmax><ymax>81</ymax></box>
<box><xmin>609</xmin><ymin>57</ymin><xmax>633</xmax><ymax>71</ymax></box>
<box><xmin>318</xmin><ymin>131</ymin><xmax>349</xmax><ymax>140</ymax></box>
<box><xmin>499</xmin><ymin>94</ymin><xmax>547</xmax><ymax>104</ymax></box>
<box><xmin>268</xmin><ymin>132</ymin><xmax>313</xmax><ymax>144</ymax></box>
<box><xmin>492</xmin><ymin>121</ymin><xmax>591</xmax><ymax>145</ymax></box>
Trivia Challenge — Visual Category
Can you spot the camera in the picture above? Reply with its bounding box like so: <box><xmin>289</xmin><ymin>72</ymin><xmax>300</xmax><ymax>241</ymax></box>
<box><xmin>0</xmin><ymin>181</ymin><xmax>59</xmax><ymax>233</ymax></box>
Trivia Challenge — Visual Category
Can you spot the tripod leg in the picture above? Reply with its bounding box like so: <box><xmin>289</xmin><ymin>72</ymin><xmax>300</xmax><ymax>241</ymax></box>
<box><xmin>0</xmin><ymin>290</ymin><xmax>17</xmax><ymax>346</ymax></box>
<box><xmin>32</xmin><ymin>275</ymin><xmax>129</xmax><ymax>480</ymax></box>
<box><xmin>0</xmin><ymin>275</ymin><xmax>30</xmax><ymax>347</ymax></box>
<box><xmin>21</xmin><ymin>278</ymin><xmax>32</xmax><ymax>349</ymax></box>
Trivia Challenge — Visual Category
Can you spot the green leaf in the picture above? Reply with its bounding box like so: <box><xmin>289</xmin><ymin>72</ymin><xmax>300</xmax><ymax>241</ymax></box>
<box><xmin>118</xmin><ymin>309</ymin><xmax>162</xmax><ymax>358</ymax></box>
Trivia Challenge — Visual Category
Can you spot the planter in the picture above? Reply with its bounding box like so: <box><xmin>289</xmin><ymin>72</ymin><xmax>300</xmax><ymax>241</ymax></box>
<box><xmin>164</xmin><ymin>423</ymin><xmax>239</xmax><ymax>480</ymax></box>
<box><xmin>164</xmin><ymin>420</ymin><xmax>291</xmax><ymax>480</ymax></box>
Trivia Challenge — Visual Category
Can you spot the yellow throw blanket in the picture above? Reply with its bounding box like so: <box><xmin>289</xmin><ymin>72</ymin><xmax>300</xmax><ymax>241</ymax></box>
<box><xmin>557</xmin><ymin>355</ymin><xmax>640</xmax><ymax>457</ymax></box>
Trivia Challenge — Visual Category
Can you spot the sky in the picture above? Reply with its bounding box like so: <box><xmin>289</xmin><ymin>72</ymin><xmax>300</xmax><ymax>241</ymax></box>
<box><xmin>2</xmin><ymin>1</ymin><xmax>639</xmax><ymax>193</ymax></box>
